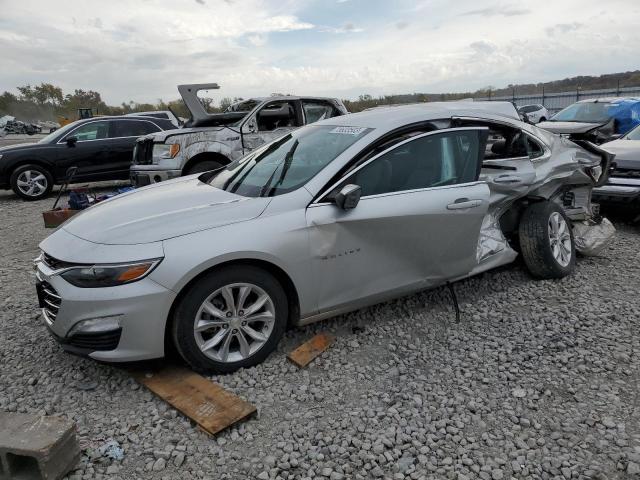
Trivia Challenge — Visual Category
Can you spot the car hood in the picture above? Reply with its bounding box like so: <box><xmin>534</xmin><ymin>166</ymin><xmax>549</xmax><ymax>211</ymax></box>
<box><xmin>0</xmin><ymin>142</ymin><xmax>44</xmax><ymax>153</ymax></box>
<box><xmin>145</xmin><ymin>126</ymin><xmax>229</xmax><ymax>143</ymax></box>
<box><xmin>537</xmin><ymin>121</ymin><xmax>604</xmax><ymax>134</ymax></box>
<box><xmin>602</xmin><ymin>139</ymin><xmax>640</xmax><ymax>169</ymax></box>
<box><xmin>62</xmin><ymin>176</ymin><xmax>271</xmax><ymax>245</ymax></box>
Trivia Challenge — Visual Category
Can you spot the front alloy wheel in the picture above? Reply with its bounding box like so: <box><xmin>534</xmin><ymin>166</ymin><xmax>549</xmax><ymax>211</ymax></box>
<box><xmin>172</xmin><ymin>266</ymin><xmax>288</xmax><ymax>373</ymax></box>
<box><xmin>194</xmin><ymin>283</ymin><xmax>276</xmax><ymax>363</ymax></box>
<box><xmin>10</xmin><ymin>165</ymin><xmax>53</xmax><ymax>200</ymax></box>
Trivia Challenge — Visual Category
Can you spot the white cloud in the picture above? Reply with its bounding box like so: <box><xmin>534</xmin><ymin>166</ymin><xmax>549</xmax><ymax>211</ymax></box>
<box><xmin>0</xmin><ymin>0</ymin><xmax>639</xmax><ymax>104</ymax></box>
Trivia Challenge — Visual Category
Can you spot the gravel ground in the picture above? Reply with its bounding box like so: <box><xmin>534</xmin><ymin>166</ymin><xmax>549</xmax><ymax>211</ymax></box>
<box><xmin>1</xmin><ymin>187</ymin><xmax>639</xmax><ymax>480</ymax></box>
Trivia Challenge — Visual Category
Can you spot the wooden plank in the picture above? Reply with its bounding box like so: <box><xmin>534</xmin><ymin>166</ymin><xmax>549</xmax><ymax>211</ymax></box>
<box><xmin>287</xmin><ymin>332</ymin><xmax>336</xmax><ymax>368</ymax></box>
<box><xmin>133</xmin><ymin>366</ymin><xmax>256</xmax><ymax>436</ymax></box>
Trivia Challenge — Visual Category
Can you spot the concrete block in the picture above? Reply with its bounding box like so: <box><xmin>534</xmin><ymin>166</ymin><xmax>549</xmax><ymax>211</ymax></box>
<box><xmin>0</xmin><ymin>412</ymin><xmax>80</xmax><ymax>480</ymax></box>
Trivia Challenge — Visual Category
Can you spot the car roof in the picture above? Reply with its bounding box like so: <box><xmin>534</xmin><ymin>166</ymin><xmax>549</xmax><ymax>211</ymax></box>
<box><xmin>314</xmin><ymin>101</ymin><xmax>521</xmax><ymax>130</ymax></box>
<box><xmin>576</xmin><ymin>97</ymin><xmax>640</xmax><ymax>104</ymax></box>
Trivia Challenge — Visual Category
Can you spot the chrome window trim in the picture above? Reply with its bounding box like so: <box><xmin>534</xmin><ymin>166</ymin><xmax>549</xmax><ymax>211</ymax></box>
<box><xmin>312</xmin><ymin>126</ymin><xmax>489</xmax><ymax>205</ymax></box>
<box><xmin>309</xmin><ymin>180</ymin><xmax>486</xmax><ymax>208</ymax></box>
<box><xmin>56</xmin><ymin>118</ymin><xmax>162</xmax><ymax>144</ymax></box>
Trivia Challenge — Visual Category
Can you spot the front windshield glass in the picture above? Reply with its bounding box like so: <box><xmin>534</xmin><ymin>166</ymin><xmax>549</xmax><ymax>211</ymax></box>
<box><xmin>551</xmin><ymin>102</ymin><xmax>612</xmax><ymax>123</ymax></box>
<box><xmin>38</xmin><ymin>121</ymin><xmax>78</xmax><ymax>143</ymax></box>
<box><xmin>624</xmin><ymin>124</ymin><xmax>640</xmax><ymax>140</ymax></box>
<box><xmin>208</xmin><ymin>125</ymin><xmax>372</xmax><ymax>197</ymax></box>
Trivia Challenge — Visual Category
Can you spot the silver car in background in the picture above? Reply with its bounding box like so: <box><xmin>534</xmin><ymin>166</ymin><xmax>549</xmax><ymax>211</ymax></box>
<box><xmin>35</xmin><ymin>102</ymin><xmax>612</xmax><ymax>372</ymax></box>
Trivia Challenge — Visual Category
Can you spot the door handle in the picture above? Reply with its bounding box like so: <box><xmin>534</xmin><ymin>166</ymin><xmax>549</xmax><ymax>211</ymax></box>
<box><xmin>492</xmin><ymin>175</ymin><xmax>523</xmax><ymax>185</ymax></box>
<box><xmin>447</xmin><ymin>198</ymin><xmax>482</xmax><ymax>210</ymax></box>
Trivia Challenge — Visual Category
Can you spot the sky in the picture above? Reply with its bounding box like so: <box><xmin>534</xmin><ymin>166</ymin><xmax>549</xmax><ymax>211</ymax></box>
<box><xmin>0</xmin><ymin>0</ymin><xmax>639</xmax><ymax>106</ymax></box>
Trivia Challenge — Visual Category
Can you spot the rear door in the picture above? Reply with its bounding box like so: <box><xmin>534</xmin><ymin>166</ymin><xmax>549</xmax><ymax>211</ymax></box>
<box><xmin>110</xmin><ymin>119</ymin><xmax>162</xmax><ymax>178</ymax></box>
<box><xmin>306</xmin><ymin>127</ymin><xmax>490</xmax><ymax>313</ymax></box>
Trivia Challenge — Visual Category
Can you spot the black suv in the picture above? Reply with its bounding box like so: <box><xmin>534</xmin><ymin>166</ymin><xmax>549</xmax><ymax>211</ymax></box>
<box><xmin>0</xmin><ymin>116</ymin><xmax>175</xmax><ymax>200</ymax></box>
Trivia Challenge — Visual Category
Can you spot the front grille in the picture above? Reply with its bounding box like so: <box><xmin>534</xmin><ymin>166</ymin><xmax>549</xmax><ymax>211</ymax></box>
<box><xmin>42</xmin><ymin>253</ymin><xmax>82</xmax><ymax>270</ymax></box>
<box><xmin>613</xmin><ymin>168</ymin><xmax>640</xmax><ymax>179</ymax></box>
<box><xmin>40</xmin><ymin>282</ymin><xmax>61</xmax><ymax>322</ymax></box>
<box><xmin>67</xmin><ymin>329</ymin><xmax>122</xmax><ymax>351</ymax></box>
<box><xmin>133</xmin><ymin>138</ymin><xmax>154</xmax><ymax>165</ymax></box>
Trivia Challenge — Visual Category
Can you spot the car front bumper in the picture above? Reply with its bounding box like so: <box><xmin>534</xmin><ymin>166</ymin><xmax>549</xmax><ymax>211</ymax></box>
<box><xmin>35</xmin><ymin>260</ymin><xmax>176</xmax><ymax>362</ymax></box>
<box><xmin>130</xmin><ymin>165</ymin><xmax>181</xmax><ymax>187</ymax></box>
<box><xmin>592</xmin><ymin>176</ymin><xmax>640</xmax><ymax>203</ymax></box>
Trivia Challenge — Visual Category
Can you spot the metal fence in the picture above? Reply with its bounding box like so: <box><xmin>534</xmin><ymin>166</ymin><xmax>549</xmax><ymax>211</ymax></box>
<box><xmin>475</xmin><ymin>85</ymin><xmax>640</xmax><ymax>114</ymax></box>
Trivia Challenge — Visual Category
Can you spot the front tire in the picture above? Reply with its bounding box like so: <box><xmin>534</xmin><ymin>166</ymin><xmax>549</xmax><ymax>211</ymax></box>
<box><xmin>10</xmin><ymin>164</ymin><xmax>53</xmax><ymax>201</ymax></box>
<box><xmin>519</xmin><ymin>202</ymin><xmax>575</xmax><ymax>279</ymax></box>
<box><xmin>171</xmin><ymin>266</ymin><xmax>288</xmax><ymax>373</ymax></box>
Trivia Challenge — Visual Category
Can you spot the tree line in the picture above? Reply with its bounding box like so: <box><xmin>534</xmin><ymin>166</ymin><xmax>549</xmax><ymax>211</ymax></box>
<box><xmin>2</xmin><ymin>71</ymin><xmax>639</xmax><ymax>122</ymax></box>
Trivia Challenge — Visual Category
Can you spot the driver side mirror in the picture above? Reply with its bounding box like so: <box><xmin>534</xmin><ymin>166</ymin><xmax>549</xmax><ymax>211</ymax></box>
<box><xmin>66</xmin><ymin>136</ymin><xmax>78</xmax><ymax>147</ymax></box>
<box><xmin>334</xmin><ymin>184</ymin><xmax>361</xmax><ymax>210</ymax></box>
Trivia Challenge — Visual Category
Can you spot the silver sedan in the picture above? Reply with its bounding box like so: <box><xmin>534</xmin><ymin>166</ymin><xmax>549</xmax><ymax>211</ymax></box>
<box><xmin>36</xmin><ymin>102</ymin><xmax>611</xmax><ymax>372</ymax></box>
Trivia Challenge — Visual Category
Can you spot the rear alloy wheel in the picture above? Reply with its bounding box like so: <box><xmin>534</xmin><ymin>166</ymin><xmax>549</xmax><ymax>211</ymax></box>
<box><xmin>519</xmin><ymin>201</ymin><xmax>575</xmax><ymax>279</ymax></box>
<box><xmin>10</xmin><ymin>165</ymin><xmax>53</xmax><ymax>201</ymax></box>
<box><xmin>172</xmin><ymin>266</ymin><xmax>287</xmax><ymax>373</ymax></box>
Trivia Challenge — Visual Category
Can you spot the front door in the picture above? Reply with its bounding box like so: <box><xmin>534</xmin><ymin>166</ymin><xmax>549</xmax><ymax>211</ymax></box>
<box><xmin>56</xmin><ymin>120</ymin><xmax>112</xmax><ymax>181</ymax></box>
<box><xmin>242</xmin><ymin>100</ymin><xmax>302</xmax><ymax>154</ymax></box>
<box><xmin>306</xmin><ymin>127</ymin><xmax>490</xmax><ymax>313</ymax></box>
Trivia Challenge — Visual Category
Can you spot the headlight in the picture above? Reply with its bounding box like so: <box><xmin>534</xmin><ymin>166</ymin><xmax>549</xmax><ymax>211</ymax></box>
<box><xmin>152</xmin><ymin>143</ymin><xmax>180</xmax><ymax>160</ymax></box>
<box><xmin>60</xmin><ymin>259</ymin><xmax>161</xmax><ymax>288</ymax></box>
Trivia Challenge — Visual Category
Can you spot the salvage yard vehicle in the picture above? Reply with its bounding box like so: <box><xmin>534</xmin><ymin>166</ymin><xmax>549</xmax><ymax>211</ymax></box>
<box><xmin>517</xmin><ymin>104</ymin><xmax>549</xmax><ymax>124</ymax></box>
<box><xmin>0</xmin><ymin>115</ymin><xmax>175</xmax><ymax>200</ymax></box>
<box><xmin>538</xmin><ymin>97</ymin><xmax>640</xmax><ymax>144</ymax></box>
<box><xmin>130</xmin><ymin>83</ymin><xmax>348</xmax><ymax>186</ymax></box>
<box><xmin>36</xmin><ymin>101</ymin><xmax>613</xmax><ymax>372</ymax></box>
<box><xmin>593</xmin><ymin>123</ymin><xmax>640</xmax><ymax>206</ymax></box>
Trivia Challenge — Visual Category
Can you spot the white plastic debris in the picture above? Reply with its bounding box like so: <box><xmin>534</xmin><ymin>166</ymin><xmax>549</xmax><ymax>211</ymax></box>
<box><xmin>98</xmin><ymin>439</ymin><xmax>125</xmax><ymax>460</ymax></box>
<box><xmin>573</xmin><ymin>218</ymin><xmax>616</xmax><ymax>256</ymax></box>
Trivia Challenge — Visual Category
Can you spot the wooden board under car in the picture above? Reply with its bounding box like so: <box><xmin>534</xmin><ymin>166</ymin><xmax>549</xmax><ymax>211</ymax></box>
<box><xmin>42</xmin><ymin>208</ymin><xmax>80</xmax><ymax>228</ymax></box>
<box><xmin>287</xmin><ymin>332</ymin><xmax>336</xmax><ymax>368</ymax></box>
<box><xmin>133</xmin><ymin>366</ymin><xmax>256</xmax><ymax>436</ymax></box>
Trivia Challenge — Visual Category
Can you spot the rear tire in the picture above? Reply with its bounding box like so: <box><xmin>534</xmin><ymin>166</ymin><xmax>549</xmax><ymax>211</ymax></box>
<box><xmin>10</xmin><ymin>164</ymin><xmax>53</xmax><ymax>201</ymax></box>
<box><xmin>171</xmin><ymin>265</ymin><xmax>288</xmax><ymax>373</ymax></box>
<box><xmin>184</xmin><ymin>160</ymin><xmax>223</xmax><ymax>175</ymax></box>
<box><xmin>519</xmin><ymin>201</ymin><xmax>575</xmax><ymax>279</ymax></box>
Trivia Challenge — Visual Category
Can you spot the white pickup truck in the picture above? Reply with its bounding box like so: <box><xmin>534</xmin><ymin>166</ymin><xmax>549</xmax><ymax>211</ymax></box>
<box><xmin>130</xmin><ymin>83</ymin><xmax>348</xmax><ymax>186</ymax></box>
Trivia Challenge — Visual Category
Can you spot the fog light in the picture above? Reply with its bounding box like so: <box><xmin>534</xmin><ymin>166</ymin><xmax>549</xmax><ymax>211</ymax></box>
<box><xmin>68</xmin><ymin>315</ymin><xmax>122</xmax><ymax>336</ymax></box>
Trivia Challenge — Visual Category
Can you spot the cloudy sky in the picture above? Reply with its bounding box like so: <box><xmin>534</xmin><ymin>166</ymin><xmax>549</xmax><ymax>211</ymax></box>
<box><xmin>0</xmin><ymin>0</ymin><xmax>639</xmax><ymax>105</ymax></box>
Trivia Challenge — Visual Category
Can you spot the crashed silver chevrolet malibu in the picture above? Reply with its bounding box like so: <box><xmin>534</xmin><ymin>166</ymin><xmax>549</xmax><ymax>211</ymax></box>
<box><xmin>35</xmin><ymin>102</ymin><xmax>613</xmax><ymax>372</ymax></box>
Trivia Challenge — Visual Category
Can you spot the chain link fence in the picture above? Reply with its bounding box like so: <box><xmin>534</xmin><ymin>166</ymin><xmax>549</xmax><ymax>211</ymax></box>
<box><xmin>475</xmin><ymin>85</ymin><xmax>640</xmax><ymax>114</ymax></box>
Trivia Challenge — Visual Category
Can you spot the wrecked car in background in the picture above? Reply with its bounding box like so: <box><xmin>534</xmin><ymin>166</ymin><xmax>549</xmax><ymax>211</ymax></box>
<box><xmin>36</xmin><ymin>101</ymin><xmax>613</xmax><ymax>373</ymax></box>
<box><xmin>130</xmin><ymin>83</ymin><xmax>348</xmax><ymax>186</ymax></box>
<box><xmin>593</xmin><ymin>123</ymin><xmax>640</xmax><ymax>207</ymax></box>
<box><xmin>538</xmin><ymin>97</ymin><xmax>640</xmax><ymax>144</ymax></box>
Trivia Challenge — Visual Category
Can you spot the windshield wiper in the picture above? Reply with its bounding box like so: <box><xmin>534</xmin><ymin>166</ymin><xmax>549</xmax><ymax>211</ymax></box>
<box><xmin>260</xmin><ymin>138</ymin><xmax>299</xmax><ymax>197</ymax></box>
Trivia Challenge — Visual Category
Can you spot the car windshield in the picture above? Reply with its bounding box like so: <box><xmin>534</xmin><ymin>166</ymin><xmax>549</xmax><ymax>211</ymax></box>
<box><xmin>208</xmin><ymin>125</ymin><xmax>372</xmax><ymax>197</ymax></box>
<box><xmin>551</xmin><ymin>102</ymin><xmax>612</xmax><ymax>123</ymax></box>
<box><xmin>37</xmin><ymin>122</ymin><xmax>78</xmax><ymax>143</ymax></box>
<box><xmin>624</xmin><ymin>124</ymin><xmax>640</xmax><ymax>140</ymax></box>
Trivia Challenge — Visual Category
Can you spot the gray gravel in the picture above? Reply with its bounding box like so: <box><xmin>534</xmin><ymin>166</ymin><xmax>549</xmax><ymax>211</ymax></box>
<box><xmin>1</xmin><ymin>186</ymin><xmax>639</xmax><ymax>480</ymax></box>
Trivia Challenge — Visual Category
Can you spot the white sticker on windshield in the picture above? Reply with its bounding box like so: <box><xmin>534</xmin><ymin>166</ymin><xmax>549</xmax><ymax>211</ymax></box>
<box><xmin>329</xmin><ymin>126</ymin><xmax>367</xmax><ymax>136</ymax></box>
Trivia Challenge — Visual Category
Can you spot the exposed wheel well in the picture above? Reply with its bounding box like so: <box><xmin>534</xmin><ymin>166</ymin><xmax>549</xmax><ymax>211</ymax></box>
<box><xmin>10</xmin><ymin>161</ymin><xmax>55</xmax><ymax>181</ymax></box>
<box><xmin>164</xmin><ymin>259</ymin><xmax>301</xmax><ymax>355</ymax></box>
<box><xmin>183</xmin><ymin>152</ymin><xmax>230</xmax><ymax>175</ymax></box>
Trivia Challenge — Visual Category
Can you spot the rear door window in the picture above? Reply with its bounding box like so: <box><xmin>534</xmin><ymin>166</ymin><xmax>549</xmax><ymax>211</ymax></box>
<box><xmin>113</xmin><ymin>120</ymin><xmax>160</xmax><ymax>138</ymax></box>
<box><xmin>302</xmin><ymin>101</ymin><xmax>340</xmax><ymax>124</ymax></box>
